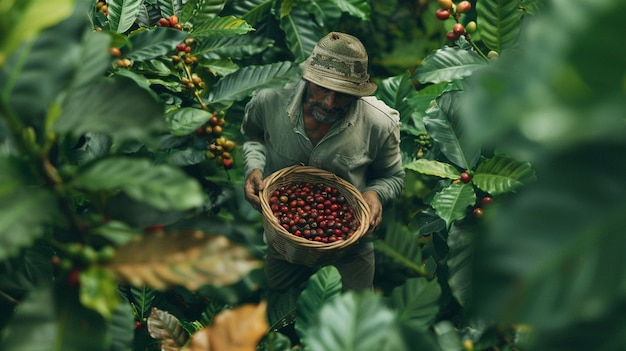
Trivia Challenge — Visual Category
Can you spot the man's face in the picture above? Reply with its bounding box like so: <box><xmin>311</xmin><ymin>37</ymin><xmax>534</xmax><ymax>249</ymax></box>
<box><xmin>305</xmin><ymin>82</ymin><xmax>356</xmax><ymax>123</ymax></box>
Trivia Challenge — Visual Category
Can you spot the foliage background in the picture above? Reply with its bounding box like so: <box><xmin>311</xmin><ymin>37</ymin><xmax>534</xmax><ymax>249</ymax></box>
<box><xmin>1</xmin><ymin>0</ymin><xmax>625</xmax><ymax>350</ymax></box>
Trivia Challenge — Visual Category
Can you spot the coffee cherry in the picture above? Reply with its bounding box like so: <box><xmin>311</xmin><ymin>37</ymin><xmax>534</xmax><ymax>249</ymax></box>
<box><xmin>435</xmin><ymin>9</ymin><xmax>451</xmax><ymax>20</ymax></box>
<box><xmin>169</xmin><ymin>15</ymin><xmax>179</xmax><ymax>26</ymax></box>
<box><xmin>222</xmin><ymin>158</ymin><xmax>233</xmax><ymax>170</ymax></box>
<box><xmin>67</xmin><ymin>268</ymin><xmax>81</xmax><ymax>287</ymax></box>
<box><xmin>488</xmin><ymin>50</ymin><xmax>499</xmax><ymax>60</ymax></box>
<box><xmin>437</xmin><ymin>0</ymin><xmax>453</xmax><ymax>10</ymax></box>
<box><xmin>459</xmin><ymin>172</ymin><xmax>471</xmax><ymax>183</ymax></box>
<box><xmin>466</xmin><ymin>21</ymin><xmax>477</xmax><ymax>32</ymax></box>
<box><xmin>481</xmin><ymin>196</ymin><xmax>493</xmax><ymax>206</ymax></box>
<box><xmin>456</xmin><ymin>1</ymin><xmax>471</xmax><ymax>13</ymax></box>
<box><xmin>472</xmin><ymin>207</ymin><xmax>484</xmax><ymax>217</ymax></box>
<box><xmin>453</xmin><ymin>23</ymin><xmax>465</xmax><ymax>35</ymax></box>
<box><xmin>157</xmin><ymin>18</ymin><xmax>170</xmax><ymax>27</ymax></box>
<box><xmin>108</xmin><ymin>47</ymin><xmax>121</xmax><ymax>57</ymax></box>
<box><xmin>135</xmin><ymin>321</ymin><xmax>143</xmax><ymax>330</ymax></box>
<box><xmin>446</xmin><ymin>31</ymin><xmax>461</xmax><ymax>41</ymax></box>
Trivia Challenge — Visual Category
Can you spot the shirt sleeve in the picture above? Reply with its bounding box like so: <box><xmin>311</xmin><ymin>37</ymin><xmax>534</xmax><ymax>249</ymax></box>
<box><xmin>241</xmin><ymin>91</ymin><xmax>267</xmax><ymax>178</ymax></box>
<box><xmin>363</xmin><ymin>118</ymin><xmax>405</xmax><ymax>206</ymax></box>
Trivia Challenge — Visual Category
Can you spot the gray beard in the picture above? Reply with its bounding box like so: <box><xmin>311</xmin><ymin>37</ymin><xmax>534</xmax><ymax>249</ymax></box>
<box><xmin>311</xmin><ymin>109</ymin><xmax>343</xmax><ymax>123</ymax></box>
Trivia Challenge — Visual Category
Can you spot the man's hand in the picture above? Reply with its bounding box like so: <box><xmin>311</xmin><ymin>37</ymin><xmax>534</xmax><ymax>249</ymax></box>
<box><xmin>361</xmin><ymin>190</ymin><xmax>382</xmax><ymax>230</ymax></box>
<box><xmin>244</xmin><ymin>169</ymin><xmax>264</xmax><ymax>211</ymax></box>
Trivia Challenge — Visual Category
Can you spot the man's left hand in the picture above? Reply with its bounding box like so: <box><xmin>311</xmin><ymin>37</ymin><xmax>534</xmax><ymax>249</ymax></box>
<box><xmin>361</xmin><ymin>190</ymin><xmax>382</xmax><ymax>230</ymax></box>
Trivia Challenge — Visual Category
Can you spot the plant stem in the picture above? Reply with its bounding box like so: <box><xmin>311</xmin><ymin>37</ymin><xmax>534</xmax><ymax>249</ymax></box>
<box><xmin>0</xmin><ymin>290</ymin><xmax>19</xmax><ymax>306</ymax></box>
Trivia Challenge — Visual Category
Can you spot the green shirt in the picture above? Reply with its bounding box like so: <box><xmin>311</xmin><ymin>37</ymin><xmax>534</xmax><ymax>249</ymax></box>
<box><xmin>241</xmin><ymin>80</ymin><xmax>405</xmax><ymax>205</ymax></box>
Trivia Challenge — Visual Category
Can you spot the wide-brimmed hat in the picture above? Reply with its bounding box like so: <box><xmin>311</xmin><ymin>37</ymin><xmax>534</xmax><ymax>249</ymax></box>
<box><xmin>302</xmin><ymin>32</ymin><xmax>377</xmax><ymax>97</ymax></box>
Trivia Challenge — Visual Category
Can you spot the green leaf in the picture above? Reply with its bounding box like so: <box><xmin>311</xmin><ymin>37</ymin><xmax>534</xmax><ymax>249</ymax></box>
<box><xmin>425</xmin><ymin>91</ymin><xmax>481</xmax><ymax>170</ymax></box>
<box><xmin>374</xmin><ymin>222</ymin><xmax>427</xmax><ymax>276</ymax></box>
<box><xmin>446</xmin><ymin>223</ymin><xmax>475</xmax><ymax>307</ymax></box>
<box><xmin>70</xmin><ymin>31</ymin><xmax>112</xmax><ymax>90</ymax></box>
<box><xmin>55</xmin><ymin>76</ymin><xmax>166</xmax><ymax>142</ymax></box>
<box><xmin>295</xmin><ymin>266</ymin><xmax>342</xmax><ymax>342</ymax></box>
<box><xmin>332</xmin><ymin>0</ymin><xmax>370</xmax><ymax>21</ymax></box>
<box><xmin>181</xmin><ymin>0</ymin><xmax>226</xmax><ymax>23</ymax></box>
<box><xmin>305</xmin><ymin>290</ymin><xmax>397</xmax><ymax>351</ymax></box>
<box><xmin>412</xmin><ymin>46</ymin><xmax>486</xmax><ymax>84</ymax></box>
<box><xmin>190</xmin><ymin>16</ymin><xmax>254</xmax><ymax>38</ymax></box>
<box><xmin>0</xmin><ymin>284</ymin><xmax>108</xmax><ymax>351</ymax></box>
<box><xmin>107</xmin><ymin>0</ymin><xmax>143</xmax><ymax>33</ymax></box>
<box><xmin>473</xmin><ymin>155</ymin><xmax>536</xmax><ymax>195</ymax></box>
<box><xmin>79</xmin><ymin>267</ymin><xmax>122</xmax><ymax>320</ymax></box>
<box><xmin>431</xmin><ymin>183</ymin><xmax>476</xmax><ymax>228</ymax></box>
<box><xmin>376</xmin><ymin>72</ymin><xmax>418</xmax><ymax>124</ymax></box>
<box><xmin>0</xmin><ymin>0</ymin><xmax>75</xmax><ymax>65</ymax></box>
<box><xmin>165</xmin><ymin>107</ymin><xmax>213</xmax><ymax>136</ymax></box>
<box><xmin>72</xmin><ymin>157</ymin><xmax>205</xmax><ymax>211</ymax></box>
<box><xmin>158</xmin><ymin>0</ymin><xmax>183</xmax><ymax>18</ymax></box>
<box><xmin>125</xmin><ymin>27</ymin><xmax>189</xmax><ymax>61</ymax></box>
<box><xmin>207</xmin><ymin>62</ymin><xmax>300</xmax><ymax>106</ymax></box>
<box><xmin>472</xmin><ymin>143</ymin><xmax>626</xmax><ymax>350</ymax></box>
<box><xmin>387</xmin><ymin>277</ymin><xmax>441</xmax><ymax>331</ymax></box>
<box><xmin>404</xmin><ymin>159</ymin><xmax>460</xmax><ymax>179</ymax></box>
<box><xmin>0</xmin><ymin>158</ymin><xmax>61</xmax><ymax>260</ymax></box>
<box><xmin>108</xmin><ymin>296</ymin><xmax>135</xmax><ymax>351</ymax></box>
<box><xmin>0</xmin><ymin>4</ymin><xmax>87</xmax><ymax>130</ymax></box>
<box><xmin>280</xmin><ymin>8</ymin><xmax>322</xmax><ymax>62</ymax></box>
<box><xmin>130</xmin><ymin>286</ymin><xmax>156</xmax><ymax>318</ymax></box>
<box><xmin>476</xmin><ymin>0</ymin><xmax>523</xmax><ymax>52</ymax></box>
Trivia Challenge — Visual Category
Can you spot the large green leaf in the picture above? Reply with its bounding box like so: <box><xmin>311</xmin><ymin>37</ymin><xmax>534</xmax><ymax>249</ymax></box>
<box><xmin>404</xmin><ymin>158</ymin><xmax>460</xmax><ymax>179</ymax></box>
<box><xmin>181</xmin><ymin>0</ymin><xmax>226</xmax><ymax>23</ymax></box>
<box><xmin>124</xmin><ymin>27</ymin><xmax>189</xmax><ymax>61</ymax></box>
<box><xmin>305</xmin><ymin>290</ymin><xmax>397</xmax><ymax>351</ymax></box>
<box><xmin>295</xmin><ymin>266</ymin><xmax>342</xmax><ymax>342</ymax></box>
<box><xmin>0</xmin><ymin>4</ymin><xmax>87</xmax><ymax>131</ymax></box>
<box><xmin>130</xmin><ymin>286</ymin><xmax>156</xmax><ymax>319</ymax></box>
<box><xmin>476</xmin><ymin>0</ymin><xmax>523</xmax><ymax>52</ymax></box>
<box><xmin>165</xmin><ymin>107</ymin><xmax>213</xmax><ymax>136</ymax></box>
<box><xmin>374</xmin><ymin>222</ymin><xmax>427</xmax><ymax>276</ymax></box>
<box><xmin>446</xmin><ymin>222</ymin><xmax>475</xmax><ymax>307</ymax></box>
<box><xmin>387</xmin><ymin>277</ymin><xmax>441</xmax><ymax>331</ymax></box>
<box><xmin>331</xmin><ymin>0</ymin><xmax>370</xmax><ymax>21</ymax></box>
<box><xmin>0</xmin><ymin>0</ymin><xmax>75</xmax><ymax>65</ymax></box>
<box><xmin>472</xmin><ymin>143</ymin><xmax>626</xmax><ymax>350</ymax></box>
<box><xmin>190</xmin><ymin>16</ymin><xmax>254</xmax><ymax>38</ymax></box>
<box><xmin>412</xmin><ymin>46</ymin><xmax>486</xmax><ymax>85</ymax></box>
<box><xmin>55</xmin><ymin>76</ymin><xmax>166</xmax><ymax>142</ymax></box>
<box><xmin>71</xmin><ymin>157</ymin><xmax>205</xmax><ymax>211</ymax></box>
<box><xmin>107</xmin><ymin>0</ymin><xmax>143</xmax><ymax>33</ymax></box>
<box><xmin>0</xmin><ymin>285</ymin><xmax>109</xmax><ymax>351</ymax></box>
<box><xmin>425</xmin><ymin>91</ymin><xmax>481</xmax><ymax>170</ymax></box>
<box><xmin>228</xmin><ymin>0</ymin><xmax>273</xmax><ymax>26</ymax></box>
<box><xmin>472</xmin><ymin>155</ymin><xmax>535</xmax><ymax>195</ymax></box>
<box><xmin>207</xmin><ymin>62</ymin><xmax>300</xmax><ymax>106</ymax></box>
<box><xmin>376</xmin><ymin>73</ymin><xmax>418</xmax><ymax>124</ymax></box>
<box><xmin>431</xmin><ymin>183</ymin><xmax>476</xmax><ymax>229</ymax></box>
<box><xmin>157</xmin><ymin>0</ymin><xmax>183</xmax><ymax>18</ymax></box>
<box><xmin>108</xmin><ymin>295</ymin><xmax>135</xmax><ymax>351</ymax></box>
<box><xmin>0</xmin><ymin>158</ymin><xmax>61</xmax><ymax>260</ymax></box>
<box><xmin>280</xmin><ymin>8</ymin><xmax>321</xmax><ymax>62</ymax></box>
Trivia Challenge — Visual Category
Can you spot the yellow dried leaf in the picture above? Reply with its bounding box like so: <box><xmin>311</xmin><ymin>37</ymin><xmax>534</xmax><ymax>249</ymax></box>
<box><xmin>104</xmin><ymin>230</ymin><xmax>263</xmax><ymax>291</ymax></box>
<box><xmin>183</xmin><ymin>301</ymin><xmax>268</xmax><ymax>351</ymax></box>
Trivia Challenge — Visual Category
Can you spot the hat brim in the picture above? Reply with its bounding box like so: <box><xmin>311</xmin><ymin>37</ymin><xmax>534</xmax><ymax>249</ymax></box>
<box><xmin>303</xmin><ymin>71</ymin><xmax>377</xmax><ymax>97</ymax></box>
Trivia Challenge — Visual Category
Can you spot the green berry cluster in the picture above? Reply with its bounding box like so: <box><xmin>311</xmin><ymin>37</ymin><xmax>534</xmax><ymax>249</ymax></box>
<box><xmin>417</xmin><ymin>132</ymin><xmax>433</xmax><ymax>150</ymax></box>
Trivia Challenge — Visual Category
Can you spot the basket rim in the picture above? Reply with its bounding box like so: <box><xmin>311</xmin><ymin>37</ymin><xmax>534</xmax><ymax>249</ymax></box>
<box><xmin>260</xmin><ymin>165</ymin><xmax>371</xmax><ymax>251</ymax></box>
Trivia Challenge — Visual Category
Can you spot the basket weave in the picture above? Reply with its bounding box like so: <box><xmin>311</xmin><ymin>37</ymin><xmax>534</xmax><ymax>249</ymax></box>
<box><xmin>260</xmin><ymin>165</ymin><xmax>371</xmax><ymax>267</ymax></box>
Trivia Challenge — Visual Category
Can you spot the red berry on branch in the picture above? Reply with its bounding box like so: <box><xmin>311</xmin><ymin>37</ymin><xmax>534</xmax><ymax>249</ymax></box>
<box><xmin>446</xmin><ymin>31</ymin><xmax>461</xmax><ymax>41</ymax></box>
<box><xmin>435</xmin><ymin>9</ymin><xmax>451</xmax><ymax>20</ymax></box>
<box><xmin>456</xmin><ymin>1</ymin><xmax>472</xmax><ymax>13</ymax></box>
<box><xmin>460</xmin><ymin>172</ymin><xmax>471</xmax><ymax>183</ymax></box>
<box><xmin>453</xmin><ymin>23</ymin><xmax>465</xmax><ymax>35</ymax></box>
<box><xmin>157</xmin><ymin>18</ymin><xmax>170</xmax><ymax>27</ymax></box>
<box><xmin>169</xmin><ymin>15</ymin><xmax>179</xmax><ymax>25</ymax></box>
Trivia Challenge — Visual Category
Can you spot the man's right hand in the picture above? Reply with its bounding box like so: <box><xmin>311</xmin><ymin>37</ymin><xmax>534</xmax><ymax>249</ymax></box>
<box><xmin>244</xmin><ymin>169</ymin><xmax>264</xmax><ymax>211</ymax></box>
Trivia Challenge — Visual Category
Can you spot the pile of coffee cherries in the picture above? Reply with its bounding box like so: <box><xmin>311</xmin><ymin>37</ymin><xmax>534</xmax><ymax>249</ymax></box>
<box><xmin>268</xmin><ymin>182</ymin><xmax>361</xmax><ymax>243</ymax></box>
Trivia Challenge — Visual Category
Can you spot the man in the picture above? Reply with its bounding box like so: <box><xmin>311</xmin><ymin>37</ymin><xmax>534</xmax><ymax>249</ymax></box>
<box><xmin>241</xmin><ymin>32</ymin><xmax>405</xmax><ymax>292</ymax></box>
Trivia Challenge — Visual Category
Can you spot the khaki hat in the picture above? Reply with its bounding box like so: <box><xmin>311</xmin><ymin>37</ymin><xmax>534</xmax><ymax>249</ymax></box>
<box><xmin>302</xmin><ymin>32</ymin><xmax>377</xmax><ymax>97</ymax></box>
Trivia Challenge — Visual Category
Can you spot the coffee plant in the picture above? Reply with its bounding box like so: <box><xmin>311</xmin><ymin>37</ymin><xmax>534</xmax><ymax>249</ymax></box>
<box><xmin>1</xmin><ymin>0</ymin><xmax>625</xmax><ymax>351</ymax></box>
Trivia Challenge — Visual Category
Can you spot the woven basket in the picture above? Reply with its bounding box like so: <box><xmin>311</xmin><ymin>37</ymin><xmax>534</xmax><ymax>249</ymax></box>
<box><xmin>260</xmin><ymin>165</ymin><xmax>371</xmax><ymax>267</ymax></box>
